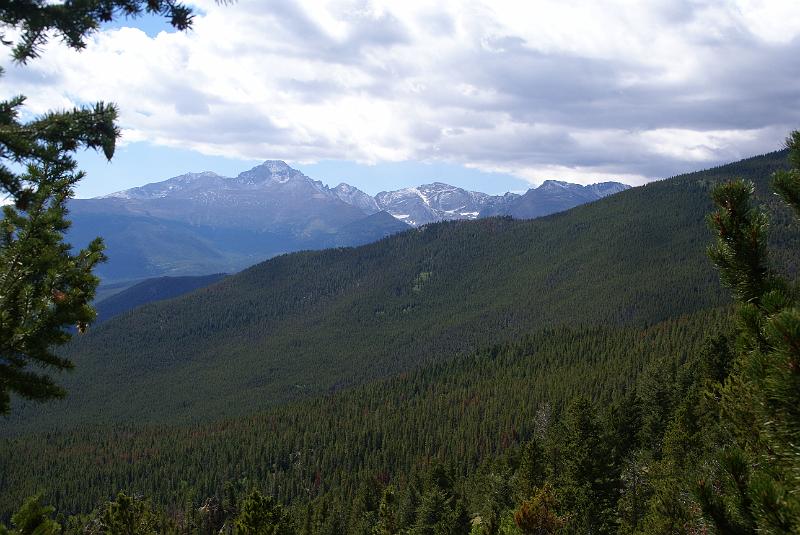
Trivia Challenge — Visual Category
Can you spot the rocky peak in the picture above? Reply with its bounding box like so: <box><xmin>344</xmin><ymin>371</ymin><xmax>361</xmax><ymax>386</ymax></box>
<box><xmin>235</xmin><ymin>160</ymin><xmax>308</xmax><ymax>185</ymax></box>
<box><xmin>333</xmin><ymin>183</ymin><xmax>380</xmax><ymax>214</ymax></box>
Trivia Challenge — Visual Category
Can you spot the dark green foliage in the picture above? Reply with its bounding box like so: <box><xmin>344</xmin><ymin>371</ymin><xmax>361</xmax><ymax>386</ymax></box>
<box><xmin>234</xmin><ymin>489</ymin><xmax>293</xmax><ymax>535</ymax></box>
<box><xmin>0</xmin><ymin>309</ymin><xmax>728</xmax><ymax>520</ymax></box>
<box><xmin>0</xmin><ymin>0</ymin><xmax>196</xmax><ymax>414</ymax></box>
<box><xmin>547</xmin><ymin>397</ymin><xmax>616</xmax><ymax>533</ymax></box>
<box><xmin>0</xmin><ymin>162</ymin><xmax>106</xmax><ymax>413</ymax></box>
<box><xmin>88</xmin><ymin>492</ymin><xmax>167</xmax><ymax>534</ymax></box>
<box><xmin>0</xmin><ymin>94</ymin><xmax>114</xmax><ymax>414</ymax></box>
<box><xmin>693</xmin><ymin>132</ymin><xmax>800</xmax><ymax>533</ymax></box>
<box><xmin>406</xmin><ymin>465</ymin><xmax>469</xmax><ymax>535</ymax></box>
<box><xmin>375</xmin><ymin>486</ymin><xmax>398</xmax><ymax>535</ymax></box>
<box><xmin>0</xmin><ymin>0</ymin><xmax>192</xmax><ymax>63</ymax></box>
<box><xmin>55</xmin><ymin>492</ymin><xmax>177</xmax><ymax>534</ymax></box>
<box><xmin>773</xmin><ymin>132</ymin><xmax>800</xmax><ymax>218</ymax></box>
<box><xmin>0</xmin><ymin>495</ymin><xmax>60</xmax><ymax>535</ymax></box>
<box><xmin>517</xmin><ymin>438</ymin><xmax>546</xmax><ymax>499</ymax></box>
<box><xmin>708</xmin><ymin>180</ymin><xmax>771</xmax><ymax>305</ymax></box>
<box><xmin>7</xmin><ymin>151</ymin><xmax>796</xmax><ymax>430</ymax></box>
<box><xmin>623</xmin><ymin>135</ymin><xmax>800</xmax><ymax>533</ymax></box>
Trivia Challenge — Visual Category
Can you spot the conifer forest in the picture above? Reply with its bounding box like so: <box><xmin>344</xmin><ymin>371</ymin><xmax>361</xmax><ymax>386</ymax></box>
<box><xmin>1</xmin><ymin>1</ymin><xmax>799</xmax><ymax>534</ymax></box>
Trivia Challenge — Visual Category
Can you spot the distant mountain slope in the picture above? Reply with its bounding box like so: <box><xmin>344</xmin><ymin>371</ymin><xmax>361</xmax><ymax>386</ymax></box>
<box><xmin>374</xmin><ymin>182</ymin><xmax>504</xmax><ymax>225</ymax></box>
<box><xmin>8</xmin><ymin>150</ymin><xmax>795</xmax><ymax>433</ymax></box>
<box><xmin>94</xmin><ymin>273</ymin><xmax>227</xmax><ymax>323</ymax></box>
<box><xmin>68</xmin><ymin>162</ymin><xmax>628</xmax><ymax>282</ymax></box>
<box><xmin>371</xmin><ymin>180</ymin><xmax>629</xmax><ymax>226</ymax></box>
<box><xmin>481</xmin><ymin>180</ymin><xmax>631</xmax><ymax>219</ymax></box>
<box><xmin>67</xmin><ymin>162</ymin><xmax>411</xmax><ymax>282</ymax></box>
<box><xmin>67</xmin><ymin>206</ymin><xmax>410</xmax><ymax>283</ymax></box>
<box><xmin>327</xmin><ymin>210</ymin><xmax>409</xmax><ymax>247</ymax></box>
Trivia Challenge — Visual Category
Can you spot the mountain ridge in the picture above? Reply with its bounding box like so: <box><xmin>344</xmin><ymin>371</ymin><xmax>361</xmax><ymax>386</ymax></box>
<box><xmin>98</xmin><ymin>161</ymin><xmax>630</xmax><ymax>228</ymax></box>
<box><xmin>69</xmin><ymin>161</ymin><xmax>630</xmax><ymax>282</ymax></box>
<box><xmin>10</xmin><ymin>150</ymin><xmax>793</xmax><ymax>434</ymax></box>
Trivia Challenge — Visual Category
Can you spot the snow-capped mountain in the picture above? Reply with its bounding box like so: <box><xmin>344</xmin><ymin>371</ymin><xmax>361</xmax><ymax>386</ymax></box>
<box><xmin>95</xmin><ymin>160</ymin><xmax>367</xmax><ymax>233</ymax></box>
<box><xmin>333</xmin><ymin>183</ymin><xmax>380</xmax><ymax>215</ymax></box>
<box><xmin>586</xmin><ymin>182</ymin><xmax>631</xmax><ymax>197</ymax></box>
<box><xmin>373</xmin><ymin>183</ymin><xmax>513</xmax><ymax>226</ymax></box>
<box><xmin>69</xmin><ymin>161</ymin><xmax>409</xmax><ymax>282</ymax></box>
<box><xmin>362</xmin><ymin>180</ymin><xmax>629</xmax><ymax>227</ymax></box>
<box><xmin>98</xmin><ymin>161</ymin><xmax>630</xmax><ymax>229</ymax></box>
<box><xmin>101</xmin><ymin>171</ymin><xmax>228</xmax><ymax>200</ymax></box>
<box><xmin>72</xmin><ymin>160</ymin><xmax>631</xmax><ymax>281</ymax></box>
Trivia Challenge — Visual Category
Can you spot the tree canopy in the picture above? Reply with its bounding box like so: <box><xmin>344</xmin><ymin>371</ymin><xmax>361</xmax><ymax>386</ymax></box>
<box><xmin>0</xmin><ymin>0</ymin><xmax>195</xmax><ymax>413</ymax></box>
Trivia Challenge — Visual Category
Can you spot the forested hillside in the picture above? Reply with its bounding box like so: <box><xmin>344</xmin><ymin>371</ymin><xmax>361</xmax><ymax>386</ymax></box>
<box><xmin>3</xmin><ymin>149</ymin><xmax>799</xmax><ymax>534</ymax></box>
<box><xmin>94</xmin><ymin>274</ymin><xmax>227</xmax><ymax>323</ymax></box>
<box><xmin>5</xmin><ymin>150</ymin><xmax>795</xmax><ymax>432</ymax></box>
<box><xmin>5</xmin><ymin>0</ymin><xmax>798</xmax><ymax>532</ymax></box>
<box><xmin>0</xmin><ymin>307</ymin><xmax>730</xmax><ymax>524</ymax></box>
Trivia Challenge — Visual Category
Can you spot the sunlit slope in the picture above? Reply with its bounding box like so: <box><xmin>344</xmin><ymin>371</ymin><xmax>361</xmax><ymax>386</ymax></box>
<box><xmin>8</xmin><ymin>150</ymin><xmax>796</xmax><ymax>431</ymax></box>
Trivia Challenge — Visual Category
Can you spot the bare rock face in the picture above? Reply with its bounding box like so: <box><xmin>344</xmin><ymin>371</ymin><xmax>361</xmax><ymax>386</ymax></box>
<box><xmin>371</xmin><ymin>180</ymin><xmax>629</xmax><ymax>226</ymax></box>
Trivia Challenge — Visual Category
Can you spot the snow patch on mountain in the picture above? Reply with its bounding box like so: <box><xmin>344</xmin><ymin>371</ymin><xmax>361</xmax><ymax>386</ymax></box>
<box><xmin>333</xmin><ymin>183</ymin><xmax>380</xmax><ymax>214</ymax></box>
<box><xmin>98</xmin><ymin>160</ymin><xmax>631</xmax><ymax>229</ymax></box>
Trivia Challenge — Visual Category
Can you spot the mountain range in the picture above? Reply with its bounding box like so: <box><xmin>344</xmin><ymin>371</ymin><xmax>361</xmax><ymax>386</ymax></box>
<box><xmin>11</xmin><ymin>150</ymin><xmax>792</xmax><ymax>434</ymax></box>
<box><xmin>67</xmin><ymin>161</ymin><xmax>629</xmax><ymax>283</ymax></box>
<box><xmin>3</xmin><ymin>150</ymin><xmax>797</xmax><ymax>529</ymax></box>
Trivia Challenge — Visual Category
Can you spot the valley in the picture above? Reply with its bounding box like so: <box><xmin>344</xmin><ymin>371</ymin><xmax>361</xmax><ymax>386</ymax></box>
<box><xmin>3</xmin><ymin>148</ymin><xmax>798</xmax><ymax>533</ymax></box>
<box><xmin>2</xmin><ymin>3</ymin><xmax>798</xmax><ymax>531</ymax></box>
<box><xmin>10</xmin><ymin>152</ymin><xmax>788</xmax><ymax>432</ymax></box>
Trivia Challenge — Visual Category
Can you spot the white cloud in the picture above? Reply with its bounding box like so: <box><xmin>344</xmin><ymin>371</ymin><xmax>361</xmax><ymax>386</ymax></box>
<box><xmin>2</xmin><ymin>0</ymin><xmax>798</xmax><ymax>185</ymax></box>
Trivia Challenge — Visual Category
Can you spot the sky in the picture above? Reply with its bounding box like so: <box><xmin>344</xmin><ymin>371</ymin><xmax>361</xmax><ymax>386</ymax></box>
<box><xmin>2</xmin><ymin>0</ymin><xmax>800</xmax><ymax>197</ymax></box>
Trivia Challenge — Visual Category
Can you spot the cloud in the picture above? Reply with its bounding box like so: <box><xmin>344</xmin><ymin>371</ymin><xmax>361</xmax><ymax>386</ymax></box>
<box><xmin>1</xmin><ymin>0</ymin><xmax>798</xmax><ymax>185</ymax></box>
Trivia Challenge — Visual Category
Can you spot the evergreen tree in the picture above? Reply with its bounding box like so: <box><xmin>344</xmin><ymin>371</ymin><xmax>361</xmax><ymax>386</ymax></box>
<box><xmin>374</xmin><ymin>485</ymin><xmax>398</xmax><ymax>535</ymax></box>
<box><xmin>513</xmin><ymin>484</ymin><xmax>565</xmax><ymax>535</ymax></box>
<box><xmin>100</xmin><ymin>493</ymin><xmax>158</xmax><ymax>535</ymax></box>
<box><xmin>549</xmin><ymin>397</ymin><xmax>615</xmax><ymax>534</ymax></box>
<box><xmin>699</xmin><ymin>131</ymin><xmax>800</xmax><ymax>532</ymax></box>
<box><xmin>347</xmin><ymin>478</ymin><xmax>382</xmax><ymax>535</ymax></box>
<box><xmin>0</xmin><ymin>1</ymin><xmax>195</xmax><ymax>413</ymax></box>
<box><xmin>234</xmin><ymin>489</ymin><xmax>294</xmax><ymax>535</ymax></box>
<box><xmin>411</xmin><ymin>464</ymin><xmax>470</xmax><ymax>535</ymax></box>
<box><xmin>517</xmin><ymin>438</ymin><xmax>546</xmax><ymax>500</ymax></box>
<box><xmin>0</xmin><ymin>495</ymin><xmax>61</xmax><ymax>535</ymax></box>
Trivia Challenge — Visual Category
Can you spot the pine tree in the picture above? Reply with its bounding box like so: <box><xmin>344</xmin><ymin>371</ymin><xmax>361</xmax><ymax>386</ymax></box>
<box><xmin>374</xmin><ymin>485</ymin><xmax>398</xmax><ymax>535</ymax></box>
<box><xmin>234</xmin><ymin>489</ymin><xmax>294</xmax><ymax>535</ymax></box>
<box><xmin>0</xmin><ymin>0</ymin><xmax>195</xmax><ymax>413</ymax></box>
<box><xmin>699</xmin><ymin>131</ymin><xmax>800</xmax><ymax>532</ymax></box>
<box><xmin>0</xmin><ymin>495</ymin><xmax>61</xmax><ymax>535</ymax></box>
<box><xmin>513</xmin><ymin>484</ymin><xmax>565</xmax><ymax>535</ymax></box>
<box><xmin>93</xmin><ymin>492</ymin><xmax>165</xmax><ymax>535</ymax></box>
<box><xmin>549</xmin><ymin>397</ymin><xmax>615</xmax><ymax>533</ymax></box>
<box><xmin>517</xmin><ymin>438</ymin><xmax>546</xmax><ymax>500</ymax></box>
